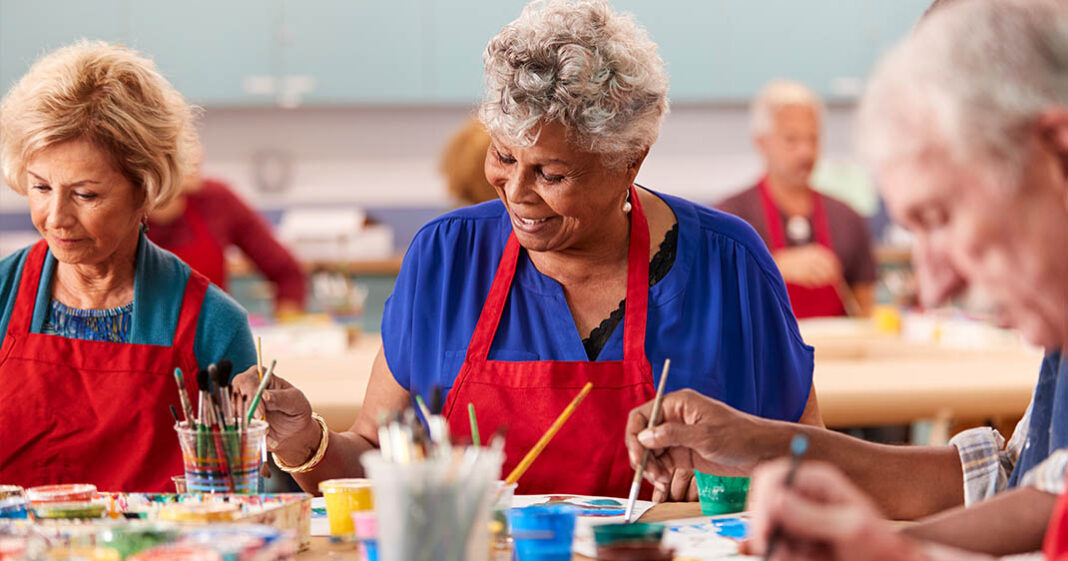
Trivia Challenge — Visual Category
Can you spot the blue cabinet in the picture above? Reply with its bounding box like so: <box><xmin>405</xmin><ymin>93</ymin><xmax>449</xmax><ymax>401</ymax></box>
<box><xmin>1</xmin><ymin>0</ymin><xmax>934</xmax><ymax>106</ymax></box>
<box><xmin>279</xmin><ymin>0</ymin><xmax>427</xmax><ymax>104</ymax></box>
<box><xmin>125</xmin><ymin>0</ymin><xmax>277</xmax><ymax>106</ymax></box>
<box><xmin>0</xmin><ymin>0</ymin><xmax>126</xmax><ymax>93</ymax></box>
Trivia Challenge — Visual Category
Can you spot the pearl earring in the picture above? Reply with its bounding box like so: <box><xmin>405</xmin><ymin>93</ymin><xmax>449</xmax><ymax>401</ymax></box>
<box><xmin>622</xmin><ymin>201</ymin><xmax>632</xmax><ymax>213</ymax></box>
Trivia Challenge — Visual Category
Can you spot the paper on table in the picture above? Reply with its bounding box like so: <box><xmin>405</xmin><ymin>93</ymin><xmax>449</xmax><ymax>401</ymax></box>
<box><xmin>310</xmin><ymin>496</ymin><xmax>329</xmax><ymax>537</ymax></box>
<box><xmin>662</xmin><ymin>516</ymin><xmax>758</xmax><ymax>561</ymax></box>
<box><xmin>511</xmin><ymin>495</ymin><xmax>655</xmax><ymax>558</ymax></box>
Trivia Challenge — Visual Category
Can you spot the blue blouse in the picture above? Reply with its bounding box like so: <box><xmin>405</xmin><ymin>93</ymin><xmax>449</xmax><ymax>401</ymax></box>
<box><xmin>382</xmin><ymin>189</ymin><xmax>814</xmax><ymax>422</ymax></box>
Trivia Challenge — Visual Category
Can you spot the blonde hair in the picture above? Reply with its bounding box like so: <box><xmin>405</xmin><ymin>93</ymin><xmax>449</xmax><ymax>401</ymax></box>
<box><xmin>480</xmin><ymin>0</ymin><xmax>670</xmax><ymax>169</ymax></box>
<box><xmin>0</xmin><ymin>40</ymin><xmax>200</xmax><ymax>210</ymax></box>
<box><xmin>440</xmin><ymin>118</ymin><xmax>497</xmax><ymax>206</ymax></box>
<box><xmin>750</xmin><ymin>80</ymin><xmax>824</xmax><ymax>136</ymax></box>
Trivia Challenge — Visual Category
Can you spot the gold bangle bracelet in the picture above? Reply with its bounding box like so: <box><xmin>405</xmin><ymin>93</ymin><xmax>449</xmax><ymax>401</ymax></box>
<box><xmin>273</xmin><ymin>413</ymin><xmax>329</xmax><ymax>474</ymax></box>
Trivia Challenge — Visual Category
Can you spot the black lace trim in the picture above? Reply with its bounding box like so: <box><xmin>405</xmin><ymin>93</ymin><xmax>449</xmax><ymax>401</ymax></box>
<box><xmin>581</xmin><ymin>222</ymin><xmax>679</xmax><ymax>360</ymax></box>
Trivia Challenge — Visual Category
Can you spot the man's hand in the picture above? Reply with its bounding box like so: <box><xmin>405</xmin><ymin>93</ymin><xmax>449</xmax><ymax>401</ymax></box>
<box><xmin>773</xmin><ymin>244</ymin><xmax>843</xmax><ymax>287</ymax></box>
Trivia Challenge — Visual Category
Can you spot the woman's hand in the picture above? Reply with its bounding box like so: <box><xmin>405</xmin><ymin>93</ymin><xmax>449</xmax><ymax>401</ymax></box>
<box><xmin>742</xmin><ymin>460</ymin><xmax>934</xmax><ymax>561</ymax></box>
<box><xmin>625</xmin><ymin>389</ymin><xmax>774</xmax><ymax>490</ymax></box>
<box><xmin>231</xmin><ymin>365</ymin><xmax>321</xmax><ymax>466</ymax></box>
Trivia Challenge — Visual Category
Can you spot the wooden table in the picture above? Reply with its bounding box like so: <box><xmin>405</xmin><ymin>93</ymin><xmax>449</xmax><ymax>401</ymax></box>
<box><xmin>278</xmin><ymin>325</ymin><xmax>1042</xmax><ymax>433</ymax></box>
<box><xmin>295</xmin><ymin>503</ymin><xmax>704</xmax><ymax>561</ymax></box>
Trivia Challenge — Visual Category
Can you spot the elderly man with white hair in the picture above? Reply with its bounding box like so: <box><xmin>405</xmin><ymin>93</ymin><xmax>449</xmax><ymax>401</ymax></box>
<box><xmin>627</xmin><ymin>0</ymin><xmax>1068</xmax><ymax>556</ymax></box>
<box><xmin>719</xmin><ymin>80</ymin><xmax>877</xmax><ymax>319</ymax></box>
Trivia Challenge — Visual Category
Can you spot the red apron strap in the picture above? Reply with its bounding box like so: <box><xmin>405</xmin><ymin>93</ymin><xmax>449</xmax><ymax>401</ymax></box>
<box><xmin>808</xmin><ymin>192</ymin><xmax>835</xmax><ymax>250</ymax></box>
<box><xmin>756</xmin><ymin>178</ymin><xmax>788</xmax><ymax>250</ymax></box>
<box><xmin>621</xmin><ymin>185</ymin><xmax>650</xmax><ymax>361</ymax></box>
<box><xmin>172</xmin><ymin>270</ymin><xmax>210</xmax><ymax>350</ymax></box>
<box><xmin>465</xmin><ymin>186</ymin><xmax>651</xmax><ymax>363</ymax></box>
<box><xmin>464</xmin><ymin>236</ymin><xmax>522</xmax><ymax>362</ymax></box>
<box><xmin>6</xmin><ymin>241</ymin><xmax>50</xmax><ymax>337</ymax></box>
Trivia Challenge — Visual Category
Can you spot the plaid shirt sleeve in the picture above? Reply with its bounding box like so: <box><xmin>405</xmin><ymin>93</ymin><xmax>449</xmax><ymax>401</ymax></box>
<box><xmin>949</xmin><ymin>401</ymin><xmax>1032</xmax><ymax>505</ymax></box>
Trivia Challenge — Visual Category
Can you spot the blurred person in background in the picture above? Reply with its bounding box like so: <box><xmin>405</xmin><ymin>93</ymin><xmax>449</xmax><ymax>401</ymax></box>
<box><xmin>718</xmin><ymin>80</ymin><xmax>877</xmax><ymax>318</ymax></box>
<box><xmin>440</xmin><ymin>117</ymin><xmax>498</xmax><ymax>206</ymax></box>
<box><xmin>148</xmin><ymin>151</ymin><xmax>306</xmax><ymax>315</ymax></box>
<box><xmin>628</xmin><ymin>0</ymin><xmax>1068</xmax><ymax>555</ymax></box>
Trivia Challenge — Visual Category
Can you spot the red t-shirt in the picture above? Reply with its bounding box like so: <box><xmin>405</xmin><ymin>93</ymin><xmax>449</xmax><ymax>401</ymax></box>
<box><xmin>148</xmin><ymin>179</ymin><xmax>306</xmax><ymax>308</ymax></box>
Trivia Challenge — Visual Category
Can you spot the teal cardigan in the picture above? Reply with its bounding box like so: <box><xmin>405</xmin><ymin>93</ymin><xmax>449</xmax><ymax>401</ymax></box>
<box><xmin>0</xmin><ymin>234</ymin><xmax>257</xmax><ymax>372</ymax></box>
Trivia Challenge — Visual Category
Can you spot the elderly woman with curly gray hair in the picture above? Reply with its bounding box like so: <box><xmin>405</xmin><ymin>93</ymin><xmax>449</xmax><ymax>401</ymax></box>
<box><xmin>236</xmin><ymin>0</ymin><xmax>821</xmax><ymax>499</ymax></box>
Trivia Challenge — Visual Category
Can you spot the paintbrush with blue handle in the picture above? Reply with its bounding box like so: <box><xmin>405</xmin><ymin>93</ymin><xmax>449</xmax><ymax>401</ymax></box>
<box><xmin>763</xmin><ymin>433</ymin><xmax>810</xmax><ymax>560</ymax></box>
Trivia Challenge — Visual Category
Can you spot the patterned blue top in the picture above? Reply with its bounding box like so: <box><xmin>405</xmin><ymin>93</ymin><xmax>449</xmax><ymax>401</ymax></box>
<box><xmin>0</xmin><ymin>233</ymin><xmax>257</xmax><ymax>372</ymax></box>
<box><xmin>42</xmin><ymin>300</ymin><xmax>133</xmax><ymax>343</ymax></box>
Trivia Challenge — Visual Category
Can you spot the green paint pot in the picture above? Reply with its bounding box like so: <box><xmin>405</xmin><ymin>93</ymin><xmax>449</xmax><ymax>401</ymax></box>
<box><xmin>694</xmin><ymin>471</ymin><xmax>750</xmax><ymax>515</ymax></box>
<box><xmin>592</xmin><ymin>522</ymin><xmax>665</xmax><ymax>547</ymax></box>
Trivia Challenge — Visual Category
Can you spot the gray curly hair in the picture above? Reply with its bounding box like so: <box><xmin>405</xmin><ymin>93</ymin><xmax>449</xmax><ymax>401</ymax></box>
<box><xmin>479</xmin><ymin>0</ymin><xmax>670</xmax><ymax>169</ymax></box>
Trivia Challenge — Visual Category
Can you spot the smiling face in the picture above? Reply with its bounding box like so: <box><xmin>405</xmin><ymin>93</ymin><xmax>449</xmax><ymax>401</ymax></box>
<box><xmin>484</xmin><ymin>121</ymin><xmax>642</xmax><ymax>255</ymax></box>
<box><xmin>879</xmin><ymin>135</ymin><xmax>1068</xmax><ymax>349</ymax></box>
<box><xmin>26</xmin><ymin>139</ymin><xmax>145</xmax><ymax>267</ymax></box>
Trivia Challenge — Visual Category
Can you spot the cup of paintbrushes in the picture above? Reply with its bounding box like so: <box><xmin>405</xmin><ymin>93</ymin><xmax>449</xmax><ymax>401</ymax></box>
<box><xmin>175</xmin><ymin>420</ymin><xmax>267</xmax><ymax>493</ymax></box>
<box><xmin>361</xmin><ymin>447</ymin><xmax>502</xmax><ymax>561</ymax></box>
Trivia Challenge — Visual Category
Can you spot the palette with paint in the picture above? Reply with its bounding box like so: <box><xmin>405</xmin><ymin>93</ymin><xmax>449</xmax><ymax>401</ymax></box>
<box><xmin>8</xmin><ymin>492</ymin><xmax>312</xmax><ymax>552</ymax></box>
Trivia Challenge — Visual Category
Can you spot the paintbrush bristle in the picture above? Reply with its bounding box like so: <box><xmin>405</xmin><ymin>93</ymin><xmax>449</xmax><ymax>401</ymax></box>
<box><xmin>216</xmin><ymin>359</ymin><xmax>233</xmax><ymax>385</ymax></box>
<box><xmin>211</xmin><ymin>362</ymin><xmax>228</xmax><ymax>389</ymax></box>
<box><xmin>197</xmin><ymin>369</ymin><xmax>211</xmax><ymax>392</ymax></box>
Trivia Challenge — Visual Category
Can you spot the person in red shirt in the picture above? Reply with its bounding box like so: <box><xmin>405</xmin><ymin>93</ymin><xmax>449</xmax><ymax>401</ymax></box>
<box><xmin>718</xmin><ymin>80</ymin><xmax>877</xmax><ymax>319</ymax></box>
<box><xmin>149</xmin><ymin>165</ymin><xmax>306</xmax><ymax>314</ymax></box>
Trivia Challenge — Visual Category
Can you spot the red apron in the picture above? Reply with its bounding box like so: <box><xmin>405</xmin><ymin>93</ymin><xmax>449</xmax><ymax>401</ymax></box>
<box><xmin>157</xmin><ymin>197</ymin><xmax>227</xmax><ymax>290</ymax></box>
<box><xmin>1044</xmin><ymin>479</ymin><xmax>1068</xmax><ymax>560</ymax></box>
<box><xmin>443</xmin><ymin>186</ymin><xmax>657</xmax><ymax>497</ymax></box>
<box><xmin>0</xmin><ymin>241</ymin><xmax>206</xmax><ymax>492</ymax></box>
<box><xmin>756</xmin><ymin>179</ymin><xmax>845</xmax><ymax>319</ymax></box>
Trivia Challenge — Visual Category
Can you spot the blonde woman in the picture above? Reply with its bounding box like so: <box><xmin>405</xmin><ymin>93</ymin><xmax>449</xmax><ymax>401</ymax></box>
<box><xmin>0</xmin><ymin>41</ymin><xmax>256</xmax><ymax>491</ymax></box>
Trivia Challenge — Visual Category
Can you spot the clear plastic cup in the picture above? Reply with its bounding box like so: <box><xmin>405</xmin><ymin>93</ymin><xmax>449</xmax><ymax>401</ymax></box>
<box><xmin>361</xmin><ymin>449</ymin><xmax>502</xmax><ymax>561</ymax></box>
<box><xmin>174</xmin><ymin>420</ymin><xmax>267</xmax><ymax>493</ymax></box>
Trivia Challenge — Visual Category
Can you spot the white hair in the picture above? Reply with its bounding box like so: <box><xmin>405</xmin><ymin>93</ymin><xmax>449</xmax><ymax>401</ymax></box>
<box><xmin>858</xmin><ymin>0</ymin><xmax>1068</xmax><ymax>183</ymax></box>
<box><xmin>479</xmin><ymin>0</ymin><xmax>670</xmax><ymax>169</ymax></box>
<box><xmin>750</xmin><ymin>80</ymin><xmax>824</xmax><ymax>136</ymax></box>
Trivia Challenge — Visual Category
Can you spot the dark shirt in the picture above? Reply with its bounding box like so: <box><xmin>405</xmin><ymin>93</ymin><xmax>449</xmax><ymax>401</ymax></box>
<box><xmin>717</xmin><ymin>186</ymin><xmax>877</xmax><ymax>286</ymax></box>
<box><xmin>582</xmin><ymin>223</ymin><xmax>679</xmax><ymax>360</ymax></box>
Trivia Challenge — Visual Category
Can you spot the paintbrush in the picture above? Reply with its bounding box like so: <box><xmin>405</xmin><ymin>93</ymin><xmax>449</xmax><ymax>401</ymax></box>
<box><xmin>246</xmin><ymin>359</ymin><xmax>277</xmax><ymax>425</ymax></box>
<box><xmin>625</xmin><ymin>359</ymin><xmax>672</xmax><ymax>522</ymax></box>
<box><xmin>255</xmin><ymin>336</ymin><xmax>265</xmax><ymax>383</ymax></box>
<box><xmin>763</xmin><ymin>433</ymin><xmax>810</xmax><ymax>560</ymax></box>
<box><xmin>173</xmin><ymin>368</ymin><xmax>195</xmax><ymax>423</ymax></box>
<box><xmin>468</xmin><ymin>403</ymin><xmax>481</xmax><ymax>447</ymax></box>
<box><xmin>212</xmin><ymin>360</ymin><xmax>235</xmax><ymax>426</ymax></box>
<box><xmin>505</xmin><ymin>382</ymin><xmax>594</xmax><ymax>485</ymax></box>
<box><xmin>415</xmin><ymin>394</ymin><xmax>433</xmax><ymax>424</ymax></box>
<box><xmin>196</xmin><ymin>369</ymin><xmax>213</xmax><ymax>459</ymax></box>
<box><xmin>169</xmin><ymin>405</ymin><xmax>181</xmax><ymax>425</ymax></box>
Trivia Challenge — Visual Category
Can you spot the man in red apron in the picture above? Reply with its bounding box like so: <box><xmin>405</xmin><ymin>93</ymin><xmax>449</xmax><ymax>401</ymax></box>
<box><xmin>718</xmin><ymin>80</ymin><xmax>877</xmax><ymax>319</ymax></box>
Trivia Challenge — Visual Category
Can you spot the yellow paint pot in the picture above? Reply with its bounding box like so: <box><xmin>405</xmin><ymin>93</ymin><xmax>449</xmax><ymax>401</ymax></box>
<box><xmin>319</xmin><ymin>478</ymin><xmax>374</xmax><ymax>537</ymax></box>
